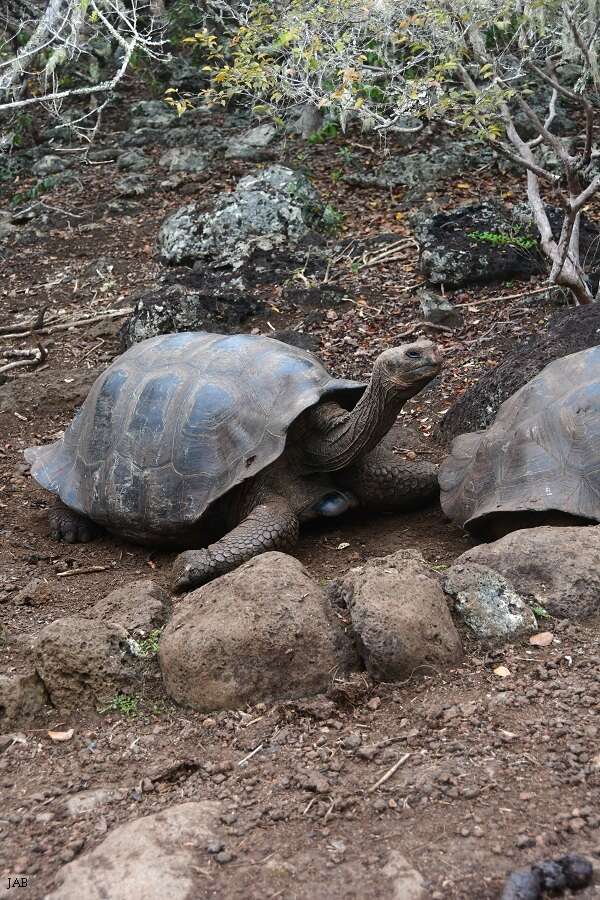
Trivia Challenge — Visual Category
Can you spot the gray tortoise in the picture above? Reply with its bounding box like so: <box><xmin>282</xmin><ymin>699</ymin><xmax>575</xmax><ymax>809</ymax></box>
<box><xmin>26</xmin><ymin>332</ymin><xmax>441</xmax><ymax>591</ymax></box>
<box><xmin>439</xmin><ymin>346</ymin><xmax>600</xmax><ymax>540</ymax></box>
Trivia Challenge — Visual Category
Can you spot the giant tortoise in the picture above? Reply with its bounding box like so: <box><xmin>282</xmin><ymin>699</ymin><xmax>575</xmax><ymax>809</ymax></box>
<box><xmin>26</xmin><ymin>332</ymin><xmax>441</xmax><ymax>591</ymax></box>
<box><xmin>439</xmin><ymin>346</ymin><xmax>600</xmax><ymax>540</ymax></box>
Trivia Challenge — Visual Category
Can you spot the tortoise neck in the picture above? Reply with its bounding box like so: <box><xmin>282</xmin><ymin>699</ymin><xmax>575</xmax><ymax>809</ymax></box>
<box><xmin>302</xmin><ymin>366</ymin><xmax>413</xmax><ymax>471</ymax></box>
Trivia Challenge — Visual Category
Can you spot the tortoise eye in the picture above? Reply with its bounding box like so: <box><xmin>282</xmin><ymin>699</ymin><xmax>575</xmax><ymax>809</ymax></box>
<box><xmin>406</xmin><ymin>350</ymin><xmax>422</xmax><ymax>359</ymax></box>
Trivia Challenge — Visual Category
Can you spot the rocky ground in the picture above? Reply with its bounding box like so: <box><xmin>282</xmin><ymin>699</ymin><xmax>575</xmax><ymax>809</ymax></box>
<box><xmin>1</xmin><ymin>74</ymin><xmax>599</xmax><ymax>899</ymax></box>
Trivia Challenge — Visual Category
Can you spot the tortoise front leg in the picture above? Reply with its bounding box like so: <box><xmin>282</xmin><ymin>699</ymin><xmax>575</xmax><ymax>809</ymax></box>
<box><xmin>338</xmin><ymin>446</ymin><xmax>438</xmax><ymax>512</ymax></box>
<box><xmin>172</xmin><ymin>498</ymin><xmax>299</xmax><ymax>593</ymax></box>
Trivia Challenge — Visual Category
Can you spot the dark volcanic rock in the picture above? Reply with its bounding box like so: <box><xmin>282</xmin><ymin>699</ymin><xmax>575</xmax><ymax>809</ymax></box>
<box><xmin>120</xmin><ymin>281</ymin><xmax>261</xmax><ymax>348</ymax></box>
<box><xmin>439</xmin><ymin>303</ymin><xmax>600</xmax><ymax>442</ymax></box>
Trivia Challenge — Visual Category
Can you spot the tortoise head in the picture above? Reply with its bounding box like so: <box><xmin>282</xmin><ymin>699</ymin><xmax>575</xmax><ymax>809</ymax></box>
<box><xmin>374</xmin><ymin>340</ymin><xmax>442</xmax><ymax>396</ymax></box>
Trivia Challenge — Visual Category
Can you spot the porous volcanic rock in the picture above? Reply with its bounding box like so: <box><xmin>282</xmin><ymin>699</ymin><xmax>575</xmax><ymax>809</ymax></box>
<box><xmin>444</xmin><ymin>562</ymin><xmax>537</xmax><ymax>641</ymax></box>
<box><xmin>34</xmin><ymin>617</ymin><xmax>140</xmax><ymax>710</ymax></box>
<box><xmin>157</xmin><ymin>165</ymin><xmax>326</xmax><ymax>267</ymax></box>
<box><xmin>225</xmin><ymin>123</ymin><xmax>278</xmax><ymax>160</ymax></box>
<box><xmin>455</xmin><ymin>525</ymin><xmax>600</xmax><ymax>619</ymax></box>
<box><xmin>47</xmin><ymin>802</ymin><xmax>223</xmax><ymax>900</ymax></box>
<box><xmin>159</xmin><ymin>552</ymin><xmax>357</xmax><ymax>712</ymax></box>
<box><xmin>0</xmin><ymin>671</ymin><xmax>48</xmax><ymax>726</ymax></box>
<box><xmin>330</xmin><ymin>549</ymin><xmax>462</xmax><ymax>681</ymax></box>
<box><xmin>89</xmin><ymin>580</ymin><xmax>170</xmax><ymax>636</ymax></box>
<box><xmin>439</xmin><ymin>303</ymin><xmax>600</xmax><ymax>441</ymax></box>
<box><xmin>120</xmin><ymin>281</ymin><xmax>260</xmax><ymax>347</ymax></box>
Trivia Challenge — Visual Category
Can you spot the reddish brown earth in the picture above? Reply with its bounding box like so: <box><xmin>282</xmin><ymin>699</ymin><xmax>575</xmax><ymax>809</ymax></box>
<box><xmin>0</xmin><ymin>88</ymin><xmax>599</xmax><ymax>898</ymax></box>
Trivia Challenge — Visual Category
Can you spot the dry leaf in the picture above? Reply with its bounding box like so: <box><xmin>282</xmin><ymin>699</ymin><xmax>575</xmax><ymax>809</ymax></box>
<box><xmin>493</xmin><ymin>665</ymin><xmax>511</xmax><ymax>678</ymax></box>
<box><xmin>48</xmin><ymin>728</ymin><xmax>74</xmax><ymax>742</ymax></box>
<box><xmin>529</xmin><ymin>632</ymin><xmax>553</xmax><ymax>647</ymax></box>
<box><xmin>337</xmin><ymin>542</ymin><xmax>350</xmax><ymax>550</ymax></box>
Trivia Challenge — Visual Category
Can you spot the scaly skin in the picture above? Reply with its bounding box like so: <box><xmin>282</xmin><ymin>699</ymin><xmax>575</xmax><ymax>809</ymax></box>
<box><xmin>338</xmin><ymin>447</ymin><xmax>438</xmax><ymax>511</ymax></box>
<box><xmin>172</xmin><ymin>498</ymin><xmax>299</xmax><ymax>593</ymax></box>
<box><xmin>48</xmin><ymin>501</ymin><xmax>99</xmax><ymax>543</ymax></box>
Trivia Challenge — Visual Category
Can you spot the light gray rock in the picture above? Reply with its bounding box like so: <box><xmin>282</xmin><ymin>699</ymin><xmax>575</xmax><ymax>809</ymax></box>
<box><xmin>117</xmin><ymin>150</ymin><xmax>149</xmax><ymax>172</ymax></box>
<box><xmin>34</xmin><ymin>616</ymin><xmax>140</xmax><ymax>710</ymax></box>
<box><xmin>0</xmin><ymin>671</ymin><xmax>47</xmax><ymax>725</ymax></box>
<box><xmin>444</xmin><ymin>563</ymin><xmax>537</xmax><ymax>640</ymax></box>
<box><xmin>65</xmin><ymin>787</ymin><xmax>128</xmax><ymax>817</ymax></box>
<box><xmin>287</xmin><ymin>103</ymin><xmax>323</xmax><ymax>139</ymax></box>
<box><xmin>158</xmin><ymin>165</ymin><xmax>325</xmax><ymax>267</ymax></box>
<box><xmin>455</xmin><ymin>526</ymin><xmax>600</xmax><ymax>619</ymax></box>
<box><xmin>331</xmin><ymin>550</ymin><xmax>462</xmax><ymax>682</ymax></box>
<box><xmin>47</xmin><ymin>802</ymin><xmax>222</xmax><ymax>900</ymax></box>
<box><xmin>158</xmin><ymin>147</ymin><xmax>210</xmax><ymax>174</ymax></box>
<box><xmin>89</xmin><ymin>580</ymin><xmax>170</xmax><ymax>636</ymax></box>
<box><xmin>115</xmin><ymin>174</ymin><xmax>150</xmax><ymax>197</ymax></box>
<box><xmin>159</xmin><ymin>552</ymin><xmax>357</xmax><ymax>712</ymax></box>
<box><xmin>418</xmin><ymin>290</ymin><xmax>463</xmax><ymax>328</ymax></box>
<box><xmin>382</xmin><ymin>851</ymin><xmax>427</xmax><ymax>900</ymax></box>
<box><xmin>225</xmin><ymin>123</ymin><xmax>278</xmax><ymax>160</ymax></box>
<box><xmin>32</xmin><ymin>155</ymin><xmax>67</xmax><ymax>176</ymax></box>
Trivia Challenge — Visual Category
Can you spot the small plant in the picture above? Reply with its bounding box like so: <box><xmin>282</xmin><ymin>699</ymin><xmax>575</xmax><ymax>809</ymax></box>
<box><xmin>308</xmin><ymin>122</ymin><xmax>339</xmax><ymax>144</ymax></box>
<box><xmin>100</xmin><ymin>693</ymin><xmax>140</xmax><ymax>717</ymax></box>
<box><xmin>321</xmin><ymin>204</ymin><xmax>345</xmax><ymax>232</ymax></box>
<box><xmin>532</xmin><ymin>604</ymin><xmax>550</xmax><ymax>620</ymax></box>
<box><xmin>330</xmin><ymin>168</ymin><xmax>344</xmax><ymax>183</ymax></box>
<box><xmin>134</xmin><ymin>628</ymin><xmax>163</xmax><ymax>658</ymax></box>
<box><xmin>468</xmin><ymin>230</ymin><xmax>537</xmax><ymax>252</ymax></box>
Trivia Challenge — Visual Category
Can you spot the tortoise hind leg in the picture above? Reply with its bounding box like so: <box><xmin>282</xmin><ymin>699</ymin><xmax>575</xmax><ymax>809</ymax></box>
<box><xmin>338</xmin><ymin>446</ymin><xmax>438</xmax><ymax>512</ymax></box>
<box><xmin>172</xmin><ymin>497</ymin><xmax>299</xmax><ymax>593</ymax></box>
<box><xmin>48</xmin><ymin>501</ymin><xmax>100</xmax><ymax>544</ymax></box>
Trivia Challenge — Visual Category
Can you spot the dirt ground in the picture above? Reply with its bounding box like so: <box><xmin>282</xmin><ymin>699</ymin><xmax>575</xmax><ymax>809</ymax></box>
<box><xmin>0</xmin><ymin>87</ymin><xmax>599</xmax><ymax>899</ymax></box>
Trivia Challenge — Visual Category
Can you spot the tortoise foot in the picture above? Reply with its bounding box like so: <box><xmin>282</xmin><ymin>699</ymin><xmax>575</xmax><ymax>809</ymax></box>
<box><xmin>48</xmin><ymin>503</ymin><xmax>98</xmax><ymax>544</ymax></box>
<box><xmin>172</xmin><ymin>549</ymin><xmax>217</xmax><ymax>593</ymax></box>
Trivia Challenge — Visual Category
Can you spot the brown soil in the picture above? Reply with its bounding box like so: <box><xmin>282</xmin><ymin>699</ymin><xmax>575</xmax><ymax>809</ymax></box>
<box><xmin>0</xmin><ymin>87</ymin><xmax>599</xmax><ymax>899</ymax></box>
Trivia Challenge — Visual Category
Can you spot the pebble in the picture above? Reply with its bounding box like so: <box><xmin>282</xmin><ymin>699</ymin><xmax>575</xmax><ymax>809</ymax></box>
<box><xmin>215</xmin><ymin>850</ymin><xmax>235</xmax><ymax>864</ymax></box>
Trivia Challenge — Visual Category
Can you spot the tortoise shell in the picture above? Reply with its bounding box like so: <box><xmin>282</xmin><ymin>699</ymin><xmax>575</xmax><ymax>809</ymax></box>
<box><xmin>439</xmin><ymin>346</ymin><xmax>600</xmax><ymax>533</ymax></box>
<box><xmin>25</xmin><ymin>332</ymin><xmax>364</xmax><ymax>540</ymax></box>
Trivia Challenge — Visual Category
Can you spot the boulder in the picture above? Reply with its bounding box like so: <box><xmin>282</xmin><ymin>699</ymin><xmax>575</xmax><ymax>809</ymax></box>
<box><xmin>115</xmin><ymin>174</ymin><xmax>150</xmax><ymax>198</ymax></box>
<box><xmin>444</xmin><ymin>563</ymin><xmax>537</xmax><ymax>641</ymax></box>
<box><xmin>438</xmin><ymin>303</ymin><xmax>600</xmax><ymax>442</ymax></box>
<box><xmin>13</xmin><ymin>577</ymin><xmax>58</xmax><ymax>607</ymax></box>
<box><xmin>418</xmin><ymin>290</ymin><xmax>463</xmax><ymax>328</ymax></box>
<box><xmin>225</xmin><ymin>123</ymin><xmax>278</xmax><ymax>160</ymax></box>
<box><xmin>330</xmin><ymin>550</ymin><xmax>462</xmax><ymax>682</ymax></box>
<box><xmin>32</xmin><ymin>155</ymin><xmax>67</xmax><ymax>176</ymax></box>
<box><xmin>159</xmin><ymin>552</ymin><xmax>357</xmax><ymax>712</ymax></box>
<box><xmin>0</xmin><ymin>672</ymin><xmax>47</xmax><ymax>726</ymax></box>
<box><xmin>120</xmin><ymin>281</ymin><xmax>260</xmax><ymax>348</ymax></box>
<box><xmin>158</xmin><ymin>147</ymin><xmax>210</xmax><ymax>174</ymax></box>
<box><xmin>157</xmin><ymin>165</ymin><xmax>325</xmax><ymax>267</ymax></box>
<box><xmin>116</xmin><ymin>150</ymin><xmax>149</xmax><ymax>172</ymax></box>
<box><xmin>89</xmin><ymin>580</ymin><xmax>170</xmax><ymax>636</ymax></box>
<box><xmin>455</xmin><ymin>526</ymin><xmax>600</xmax><ymax>619</ymax></box>
<box><xmin>34</xmin><ymin>617</ymin><xmax>140</xmax><ymax>710</ymax></box>
<box><xmin>47</xmin><ymin>802</ymin><xmax>223</xmax><ymax>900</ymax></box>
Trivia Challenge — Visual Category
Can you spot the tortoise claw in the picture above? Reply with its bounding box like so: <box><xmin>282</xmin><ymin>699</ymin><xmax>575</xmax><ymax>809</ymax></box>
<box><xmin>172</xmin><ymin>549</ymin><xmax>216</xmax><ymax>593</ymax></box>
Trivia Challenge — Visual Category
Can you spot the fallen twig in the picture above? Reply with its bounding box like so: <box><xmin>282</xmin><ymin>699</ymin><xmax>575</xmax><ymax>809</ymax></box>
<box><xmin>455</xmin><ymin>284</ymin><xmax>562</xmax><ymax>308</ymax></box>
<box><xmin>370</xmin><ymin>752</ymin><xmax>410</xmax><ymax>792</ymax></box>
<box><xmin>238</xmin><ymin>744</ymin><xmax>264</xmax><ymax>767</ymax></box>
<box><xmin>56</xmin><ymin>564</ymin><xmax>114</xmax><ymax>578</ymax></box>
<box><xmin>0</xmin><ymin>343</ymin><xmax>48</xmax><ymax>375</ymax></box>
<box><xmin>3</xmin><ymin>307</ymin><xmax>133</xmax><ymax>340</ymax></box>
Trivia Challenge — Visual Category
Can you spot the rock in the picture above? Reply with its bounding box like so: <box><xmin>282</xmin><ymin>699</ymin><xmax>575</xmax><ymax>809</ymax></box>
<box><xmin>87</xmin><ymin>147</ymin><xmax>119</xmax><ymax>163</ymax></box>
<box><xmin>64</xmin><ymin>787</ymin><xmax>128</xmax><ymax>817</ymax></box>
<box><xmin>0</xmin><ymin>672</ymin><xmax>47</xmax><ymax>725</ymax></box>
<box><xmin>130</xmin><ymin>99</ymin><xmax>178</xmax><ymax>130</ymax></box>
<box><xmin>34</xmin><ymin>616</ymin><xmax>140</xmax><ymax>710</ymax></box>
<box><xmin>47</xmin><ymin>802</ymin><xmax>222</xmax><ymax>900</ymax></box>
<box><xmin>13</xmin><ymin>578</ymin><xmax>57</xmax><ymax>607</ymax></box>
<box><xmin>286</xmin><ymin>104</ymin><xmax>323</xmax><ymax>139</ymax></box>
<box><xmin>225</xmin><ymin>124</ymin><xmax>278</xmax><ymax>160</ymax></box>
<box><xmin>500</xmin><ymin>868</ymin><xmax>543</xmax><ymax>900</ymax></box>
<box><xmin>382</xmin><ymin>850</ymin><xmax>427</xmax><ymax>900</ymax></box>
<box><xmin>416</xmin><ymin>201</ymin><xmax>542</xmax><ymax>288</ymax></box>
<box><xmin>0</xmin><ymin>212</ymin><xmax>16</xmax><ymax>240</ymax></box>
<box><xmin>116</xmin><ymin>150</ymin><xmax>149</xmax><ymax>171</ymax></box>
<box><xmin>345</xmin><ymin>138</ymin><xmax>486</xmax><ymax>200</ymax></box>
<box><xmin>159</xmin><ymin>552</ymin><xmax>356</xmax><ymax>712</ymax></box>
<box><xmin>89</xmin><ymin>580</ymin><xmax>170</xmax><ymax>636</ymax></box>
<box><xmin>444</xmin><ymin>563</ymin><xmax>537</xmax><ymax>641</ymax></box>
<box><xmin>500</xmin><ymin>854</ymin><xmax>594</xmax><ymax>900</ymax></box>
<box><xmin>120</xmin><ymin>281</ymin><xmax>260</xmax><ymax>348</ymax></box>
<box><xmin>158</xmin><ymin>147</ymin><xmax>210</xmax><ymax>174</ymax></box>
<box><xmin>455</xmin><ymin>526</ymin><xmax>600</xmax><ymax>619</ymax></box>
<box><xmin>331</xmin><ymin>550</ymin><xmax>462</xmax><ymax>682</ymax></box>
<box><xmin>418</xmin><ymin>290</ymin><xmax>463</xmax><ymax>328</ymax></box>
<box><xmin>270</xmin><ymin>329</ymin><xmax>319</xmax><ymax>352</ymax></box>
<box><xmin>439</xmin><ymin>303</ymin><xmax>600</xmax><ymax>442</ymax></box>
<box><xmin>157</xmin><ymin>165</ymin><xmax>325</xmax><ymax>267</ymax></box>
<box><xmin>115</xmin><ymin>174</ymin><xmax>150</xmax><ymax>198</ymax></box>
<box><xmin>32</xmin><ymin>155</ymin><xmax>67</xmax><ymax>176</ymax></box>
